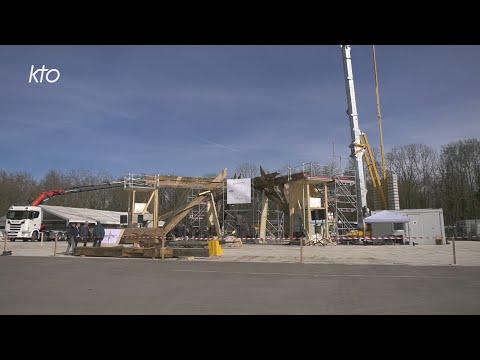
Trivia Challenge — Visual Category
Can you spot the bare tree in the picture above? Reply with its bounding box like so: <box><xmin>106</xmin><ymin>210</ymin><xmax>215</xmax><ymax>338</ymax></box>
<box><xmin>0</xmin><ymin>171</ymin><xmax>38</xmax><ymax>214</ymax></box>
<box><xmin>437</xmin><ymin>139</ymin><xmax>480</xmax><ymax>225</ymax></box>
<box><xmin>234</xmin><ymin>162</ymin><xmax>259</xmax><ymax>179</ymax></box>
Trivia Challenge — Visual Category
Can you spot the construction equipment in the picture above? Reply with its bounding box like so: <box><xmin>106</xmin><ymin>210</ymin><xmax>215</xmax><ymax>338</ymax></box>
<box><xmin>340</xmin><ymin>45</ymin><xmax>369</xmax><ymax>229</ymax></box>
<box><xmin>354</xmin><ymin>133</ymin><xmax>388</xmax><ymax>209</ymax></box>
<box><xmin>5</xmin><ymin>181</ymin><xmax>125</xmax><ymax>242</ymax></box>
<box><xmin>372</xmin><ymin>45</ymin><xmax>387</xmax><ymax>193</ymax></box>
<box><xmin>30</xmin><ymin>181</ymin><xmax>125</xmax><ymax>206</ymax></box>
<box><xmin>340</xmin><ymin>45</ymin><xmax>389</xmax><ymax>234</ymax></box>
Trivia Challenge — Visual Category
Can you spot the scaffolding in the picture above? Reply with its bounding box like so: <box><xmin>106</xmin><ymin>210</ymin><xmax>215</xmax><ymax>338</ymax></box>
<box><xmin>186</xmin><ymin>188</ymin><xmax>209</xmax><ymax>238</ymax></box>
<box><xmin>122</xmin><ymin>164</ymin><xmax>356</xmax><ymax>239</ymax></box>
<box><xmin>331</xmin><ymin>172</ymin><xmax>357</xmax><ymax>235</ymax></box>
<box><xmin>282</xmin><ymin>162</ymin><xmax>357</xmax><ymax>237</ymax></box>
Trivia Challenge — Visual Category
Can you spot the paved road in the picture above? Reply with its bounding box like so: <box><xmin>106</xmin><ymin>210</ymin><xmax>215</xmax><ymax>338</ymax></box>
<box><xmin>1</xmin><ymin>256</ymin><xmax>479</xmax><ymax>314</ymax></box>
<box><xmin>4</xmin><ymin>240</ymin><xmax>480</xmax><ymax>266</ymax></box>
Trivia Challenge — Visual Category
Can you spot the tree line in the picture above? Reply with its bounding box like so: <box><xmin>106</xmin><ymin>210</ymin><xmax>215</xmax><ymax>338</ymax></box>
<box><xmin>1</xmin><ymin>138</ymin><xmax>479</xmax><ymax>227</ymax></box>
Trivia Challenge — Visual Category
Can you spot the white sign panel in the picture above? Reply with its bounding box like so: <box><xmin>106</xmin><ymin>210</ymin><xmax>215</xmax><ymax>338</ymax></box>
<box><xmin>310</xmin><ymin>197</ymin><xmax>322</xmax><ymax>208</ymax></box>
<box><xmin>227</xmin><ymin>178</ymin><xmax>252</xmax><ymax>204</ymax></box>
<box><xmin>101</xmin><ymin>228</ymin><xmax>125</xmax><ymax>247</ymax></box>
<box><xmin>134</xmin><ymin>203</ymin><xmax>147</xmax><ymax>213</ymax></box>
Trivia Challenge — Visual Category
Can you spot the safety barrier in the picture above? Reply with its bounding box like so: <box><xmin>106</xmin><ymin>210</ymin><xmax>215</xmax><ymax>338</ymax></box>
<box><xmin>120</xmin><ymin>235</ymin><xmax>480</xmax><ymax>243</ymax></box>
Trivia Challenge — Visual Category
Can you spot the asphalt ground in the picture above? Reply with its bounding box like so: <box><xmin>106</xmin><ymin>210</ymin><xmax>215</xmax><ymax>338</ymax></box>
<box><xmin>1</xmin><ymin>255</ymin><xmax>479</xmax><ymax>314</ymax></box>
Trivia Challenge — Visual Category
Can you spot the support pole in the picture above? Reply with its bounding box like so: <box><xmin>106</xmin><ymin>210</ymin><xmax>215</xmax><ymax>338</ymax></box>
<box><xmin>260</xmin><ymin>191</ymin><xmax>269</xmax><ymax>240</ymax></box>
<box><xmin>153</xmin><ymin>189</ymin><xmax>159</xmax><ymax>229</ymax></box>
<box><xmin>54</xmin><ymin>233</ymin><xmax>58</xmax><ymax>256</ymax></box>
<box><xmin>324</xmin><ymin>182</ymin><xmax>330</xmax><ymax>241</ymax></box>
<box><xmin>161</xmin><ymin>236</ymin><xmax>165</xmax><ymax>260</ymax></box>
<box><xmin>130</xmin><ymin>190</ymin><xmax>136</xmax><ymax>228</ymax></box>
<box><xmin>209</xmin><ymin>192</ymin><xmax>222</xmax><ymax>238</ymax></box>
<box><xmin>452</xmin><ymin>237</ymin><xmax>457</xmax><ymax>265</ymax></box>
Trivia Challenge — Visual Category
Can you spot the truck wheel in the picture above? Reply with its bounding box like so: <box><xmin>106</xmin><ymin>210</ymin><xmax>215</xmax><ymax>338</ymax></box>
<box><xmin>31</xmin><ymin>232</ymin><xmax>38</xmax><ymax>242</ymax></box>
<box><xmin>10</xmin><ymin>238</ymin><xmax>16</xmax><ymax>242</ymax></box>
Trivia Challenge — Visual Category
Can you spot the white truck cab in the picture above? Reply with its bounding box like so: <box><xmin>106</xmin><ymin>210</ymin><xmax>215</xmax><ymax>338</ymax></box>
<box><xmin>5</xmin><ymin>205</ymin><xmax>43</xmax><ymax>241</ymax></box>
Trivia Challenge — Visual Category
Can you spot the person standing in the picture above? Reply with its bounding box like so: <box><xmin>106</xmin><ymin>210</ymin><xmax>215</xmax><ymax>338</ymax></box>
<box><xmin>80</xmin><ymin>221</ymin><xmax>90</xmax><ymax>246</ymax></box>
<box><xmin>93</xmin><ymin>221</ymin><xmax>105</xmax><ymax>247</ymax></box>
<box><xmin>66</xmin><ymin>222</ymin><xmax>78</xmax><ymax>255</ymax></box>
<box><xmin>74</xmin><ymin>223</ymin><xmax>81</xmax><ymax>249</ymax></box>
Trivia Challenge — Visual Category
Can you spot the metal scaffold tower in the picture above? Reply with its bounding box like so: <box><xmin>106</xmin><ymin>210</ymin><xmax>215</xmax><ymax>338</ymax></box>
<box><xmin>331</xmin><ymin>171</ymin><xmax>357</xmax><ymax>235</ymax></box>
<box><xmin>287</xmin><ymin>162</ymin><xmax>358</xmax><ymax>237</ymax></box>
<box><xmin>187</xmin><ymin>188</ymin><xmax>209</xmax><ymax>238</ymax></box>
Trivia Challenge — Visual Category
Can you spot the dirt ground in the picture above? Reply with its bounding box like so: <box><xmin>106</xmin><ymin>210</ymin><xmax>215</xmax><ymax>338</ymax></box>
<box><xmin>1</xmin><ymin>238</ymin><xmax>478</xmax><ymax>266</ymax></box>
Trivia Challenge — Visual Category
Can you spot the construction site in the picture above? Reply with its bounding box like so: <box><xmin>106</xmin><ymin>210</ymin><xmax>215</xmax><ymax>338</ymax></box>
<box><xmin>0</xmin><ymin>45</ymin><xmax>470</xmax><ymax>261</ymax></box>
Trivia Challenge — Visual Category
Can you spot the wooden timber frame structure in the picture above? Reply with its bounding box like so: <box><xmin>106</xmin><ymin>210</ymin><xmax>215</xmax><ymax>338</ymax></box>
<box><xmin>253</xmin><ymin>166</ymin><xmax>356</xmax><ymax>242</ymax></box>
<box><xmin>121</xmin><ymin>169</ymin><xmax>227</xmax><ymax>244</ymax></box>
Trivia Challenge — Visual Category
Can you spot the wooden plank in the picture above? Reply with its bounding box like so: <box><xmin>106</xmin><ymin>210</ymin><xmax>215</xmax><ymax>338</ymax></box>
<box><xmin>122</xmin><ymin>246</ymin><xmax>174</xmax><ymax>258</ymax></box>
<box><xmin>120</xmin><ymin>228</ymin><xmax>166</xmax><ymax>244</ymax></box>
<box><xmin>172</xmin><ymin>248</ymin><xmax>210</xmax><ymax>257</ymax></box>
<box><xmin>123</xmin><ymin>228</ymin><xmax>165</xmax><ymax>235</ymax></box>
<box><xmin>75</xmin><ymin>246</ymin><xmax>124</xmax><ymax>257</ymax></box>
<box><xmin>168</xmin><ymin>241</ymin><xmax>209</xmax><ymax>248</ymax></box>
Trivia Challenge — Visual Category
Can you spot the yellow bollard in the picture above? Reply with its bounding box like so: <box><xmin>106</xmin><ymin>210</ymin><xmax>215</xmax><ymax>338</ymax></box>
<box><xmin>215</xmin><ymin>240</ymin><xmax>223</xmax><ymax>256</ymax></box>
<box><xmin>208</xmin><ymin>240</ymin><xmax>213</xmax><ymax>256</ymax></box>
<box><xmin>208</xmin><ymin>239</ymin><xmax>223</xmax><ymax>256</ymax></box>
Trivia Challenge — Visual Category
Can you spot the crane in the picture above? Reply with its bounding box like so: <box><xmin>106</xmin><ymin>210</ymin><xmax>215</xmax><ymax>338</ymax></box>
<box><xmin>340</xmin><ymin>45</ymin><xmax>369</xmax><ymax>229</ymax></box>
<box><xmin>30</xmin><ymin>181</ymin><xmax>126</xmax><ymax>206</ymax></box>
<box><xmin>7</xmin><ymin>180</ymin><xmax>127</xmax><ymax>242</ymax></box>
<box><xmin>340</xmin><ymin>45</ymin><xmax>388</xmax><ymax>231</ymax></box>
<box><xmin>372</xmin><ymin>44</ymin><xmax>387</xmax><ymax>191</ymax></box>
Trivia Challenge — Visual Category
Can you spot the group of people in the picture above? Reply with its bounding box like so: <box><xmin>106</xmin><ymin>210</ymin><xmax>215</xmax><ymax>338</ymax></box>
<box><xmin>65</xmin><ymin>221</ymin><xmax>105</xmax><ymax>255</ymax></box>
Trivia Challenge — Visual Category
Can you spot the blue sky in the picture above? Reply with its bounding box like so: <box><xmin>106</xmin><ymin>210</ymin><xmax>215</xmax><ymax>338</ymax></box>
<box><xmin>1</xmin><ymin>45</ymin><xmax>479</xmax><ymax>180</ymax></box>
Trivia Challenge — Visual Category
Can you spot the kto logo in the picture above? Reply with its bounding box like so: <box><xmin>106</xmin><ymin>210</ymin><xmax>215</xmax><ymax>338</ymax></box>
<box><xmin>28</xmin><ymin>65</ymin><xmax>61</xmax><ymax>83</ymax></box>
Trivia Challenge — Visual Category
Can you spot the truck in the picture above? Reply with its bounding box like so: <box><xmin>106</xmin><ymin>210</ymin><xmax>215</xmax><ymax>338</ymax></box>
<box><xmin>5</xmin><ymin>182</ymin><xmax>125</xmax><ymax>242</ymax></box>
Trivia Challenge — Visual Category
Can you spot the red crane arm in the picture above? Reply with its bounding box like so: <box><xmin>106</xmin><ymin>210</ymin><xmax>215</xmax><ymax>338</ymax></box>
<box><xmin>31</xmin><ymin>190</ymin><xmax>67</xmax><ymax>206</ymax></box>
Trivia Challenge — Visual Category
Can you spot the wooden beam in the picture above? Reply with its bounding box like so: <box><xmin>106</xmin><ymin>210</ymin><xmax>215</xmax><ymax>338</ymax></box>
<box><xmin>123</xmin><ymin>228</ymin><xmax>165</xmax><ymax>236</ymax></box>
<box><xmin>289</xmin><ymin>182</ymin><xmax>296</xmax><ymax>239</ymax></box>
<box><xmin>259</xmin><ymin>191</ymin><xmax>268</xmax><ymax>239</ymax></box>
<box><xmin>130</xmin><ymin>190</ymin><xmax>136</xmax><ymax>228</ymax></box>
<box><xmin>163</xmin><ymin>188</ymin><xmax>191</xmax><ymax>224</ymax></box>
<box><xmin>159</xmin><ymin>211</ymin><xmax>172</xmax><ymax>221</ymax></box>
<box><xmin>153</xmin><ymin>189</ymin><xmax>159</xmax><ymax>229</ymax></box>
<box><xmin>163</xmin><ymin>194</ymin><xmax>209</xmax><ymax>234</ymax></box>
<box><xmin>142</xmin><ymin>191</ymin><xmax>156</xmax><ymax>214</ymax></box>
<box><xmin>209</xmin><ymin>192</ymin><xmax>222</xmax><ymax>238</ymax></box>
<box><xmin>306</xmin><ymin>181</ymin><xmax>311</xmax><ymax>236</ymax></box>
<box><xmin>143</xmin><ymin>169</ymin><xmax>227</xmax><ymax>189</ymax></box>
<box><xmin>324</xmin><ymin>182</ymin><xmax>330</xmax><ymax>241</ymax></box>
<box><xmin>162</xmin><ymin>169</ymin><xmax>228</xmax><ymax>234</ymax></box>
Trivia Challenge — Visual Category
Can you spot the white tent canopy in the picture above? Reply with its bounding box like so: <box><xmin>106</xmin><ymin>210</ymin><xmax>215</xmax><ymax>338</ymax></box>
<box><xmin>40</xmin><ymin>205</ymin><xmax>127</xmax><ymax>226</ymax></box>
<box><xmin>364</xmin><ymin>210</ymin><xmax>411</xmax><ymax>223</ymax></box>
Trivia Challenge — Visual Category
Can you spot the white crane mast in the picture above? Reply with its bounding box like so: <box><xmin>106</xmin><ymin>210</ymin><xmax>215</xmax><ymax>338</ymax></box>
<box><xmin>340</xmin><ymin>45</ymin><xmax>369</xmax><ymax>228</ymax></box>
